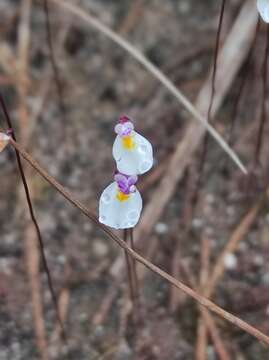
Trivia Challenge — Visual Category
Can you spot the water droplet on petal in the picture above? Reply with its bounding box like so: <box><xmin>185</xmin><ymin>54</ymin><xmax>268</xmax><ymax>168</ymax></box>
<box><xmin>139</xmin><ymin>160</ymin><xmax>152</xmax><ymax>173</ymax></box>
<box><xmin>101</xmin><ymin>193</ymin><xmax>111</xmax><ymax>204</ymax></box>
<box><xmin>138</xmin><ymin>145</ymin><xmax>147</xmax><ymax>154</ymax></box>
<box><xmin>128</xmin><ymin>210</ymin><xmax>138</xmax><ymax>220</ymax></box>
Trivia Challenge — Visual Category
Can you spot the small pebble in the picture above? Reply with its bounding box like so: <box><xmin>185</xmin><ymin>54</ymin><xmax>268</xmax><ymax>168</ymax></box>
<box><xmin>57</xmin><ymin>255</ymin><xmax>66</xmax><ymax>264</ymax></box>
<box><xmin>79</xmin><ymin>312</ymin><xmax>88</xmax><ymax>322</ymax></box>
<box><xmin>192</xmin><ymin>218</ymin><xmax>203</xmax><ymax>228</ymax></box>
<box><xmin>223</xmin><ymin>253</ymin><xmax>237</xmax><ymax>270</ymax></box>
<box><xmin>155</xmin><ymin>222</ymin><xmax>168</xmax><ymax>235</ymax></box>
<box><xmin>262</xmin><ymin>273</ymin><xmax>269</xmax><ymax>285</ymax></box>
<box><xmin>253</xmin><ymin>255</ymin><xmax>264</xmax><ymax>267</ymax></box>
<box><xmin>178</xmin><ymin>1</ymin><xmax>191</xmax><ymax>14</ymax></box>
<box><xmin>92</xmin><ymin>240</ymin><xmax>108</xmax><ymax>258</ymax></box>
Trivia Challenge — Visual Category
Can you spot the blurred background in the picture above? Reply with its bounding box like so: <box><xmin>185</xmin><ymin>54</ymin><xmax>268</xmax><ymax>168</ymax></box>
<box><xmin>0</xmin><ymin>0</ymin><xmax>269</xmax><ymax>359</ymax></box>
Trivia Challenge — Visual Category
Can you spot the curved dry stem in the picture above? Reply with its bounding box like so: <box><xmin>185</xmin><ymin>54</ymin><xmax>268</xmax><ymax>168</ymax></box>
<box><xmin>198</xmin><ymin>0</ymin><xmax>227</xmax><ymax>179</ymax></box>
<box><xmin>50</xmin><ymin>0</ymin><xmax>247</xmax><ymax>174</ymax></box>
<box><xmin>8</xmin><ymin>137</ymin><xmax>269</xmax><ymax>346</ymax></box>
<box><xmin>42</xmin><ymin>0</ymin><xmax>67</xmax><ymax>125</ymax></box>
<box><xmin>0</xmin><ymin>94</ymin><xmax>66</xmax><ymax>342</ymax></box>
<box><xmin>254</xmin><ymin>26</ymin><xmax>269</xmax><ymax>166</ymax></box>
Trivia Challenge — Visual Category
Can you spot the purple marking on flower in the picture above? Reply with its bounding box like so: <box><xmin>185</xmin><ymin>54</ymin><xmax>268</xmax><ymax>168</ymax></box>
<box><xmin>114</xmin><ymin>172</ymin><xmax>137</xmax><ymax>194</ymax></box>
<box><xmin>114</xmin><ymin>121</ymin><xmax>134</xmax><ymax>137</ymax></box>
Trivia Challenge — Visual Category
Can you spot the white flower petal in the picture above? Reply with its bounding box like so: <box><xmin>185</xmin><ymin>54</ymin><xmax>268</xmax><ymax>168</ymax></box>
<box><xmin>257</xmin><ymin>0</ymin><xmax>269</xmax><ymax>22</ymax></box>
<box><xmin>112</xmin><ymin>131</ymin><xmax>153</xmax><ymax>176</ymax></box>
<box><xmin>99</xmin><ymin>182</ymin><xmax>142</xmax><ymax>229</ymax></box>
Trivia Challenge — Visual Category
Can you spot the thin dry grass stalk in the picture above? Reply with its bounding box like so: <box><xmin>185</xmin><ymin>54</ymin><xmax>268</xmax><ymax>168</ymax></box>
<box><xmin>228</xmin><ymin>19</ymin><xmax>260</xmax><ymax>145</ymax></box>
<box><xmin>196</xmin><ymin>237</ymin><xmax>211</xmax><ymax>360</ymax></box>
<box><xmin>118</xmin><ymin>0</ymin><xmax>144</xmax><ymax>35</ymax></box>
<box><xmin>198</xmin><ymin>238</ymin><xmax>231</xmax><ymax>360</ymax></box>
<box><xmin>50</xmin><ymin>0</ymin><xmax>247</xmax><ymax>174</ymax></box>
<box><xmin>92</xmin><ymin>285</ymin><xmax>118</xmax><ymax>326</ymax></box>
<box><xmin>16</xmin><ymin>1</ymin><xmax>48</xmax><ymax>358</ymax></box>
<box><xmin>0</xmin><ymin>1</ymin><xmax>66</xmax><ymax>349</ymax></box>
<box><xmin>254</xmin><ymin>26</ymin><xmax>269</xmax><ymax>166</ymax></box>
<box><xmin>197</xmin><ymin>0</ymin><xmax>227</xmax><ymax>186</ymax></box>
<box><xmin>42</xmin><ymin>0</ymin><xmax>67</xmax><ymax>125</ymax></box>
<box><xmin>199</xmin><ymin>308</ymin><xmax>231</xmax><ymax>360</ymax></box>
<box><xmin>123</xmin><ymin>229</ymin><xmax>137</xmax><ymax>307</ymax></box>
<box><xmin>183</xmin><ymin>260</ymin><xmax>231</xmax><ymax>360</ymax></box>
<box><xmin>7</xmin><ymin>137</ymin><xmax>269</xmax><ymax>347</ymax></box>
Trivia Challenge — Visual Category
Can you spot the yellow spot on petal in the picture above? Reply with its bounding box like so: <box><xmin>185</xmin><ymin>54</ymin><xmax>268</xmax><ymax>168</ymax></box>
<box><xmin>116</xmin><ymin>190</ymin><xmax>130</xmax><ymax>202</ymax></box>
<box><xmin>121</xmin><ymin>135</ymin><xmax>135</xmax><ymax>150</ymax></box>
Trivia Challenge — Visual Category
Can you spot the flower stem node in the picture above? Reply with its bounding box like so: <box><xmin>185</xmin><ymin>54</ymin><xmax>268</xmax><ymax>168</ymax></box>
<box><xmin>0</xmin><ymin>132</ymin><xmax>10</xmax><ymax>152</ymax></box>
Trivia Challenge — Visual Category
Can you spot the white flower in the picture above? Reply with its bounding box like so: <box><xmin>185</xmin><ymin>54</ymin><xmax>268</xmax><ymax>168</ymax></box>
<box><xmin>257</xmin><ymin>0</ymin><xmax>269</xmax><ymax>22</ymax></box>
<box><xmin>0</xmin><ymin>133</ymin><xmax>10</xmax><ymax>152</ymax></box>
<box><xmin>99</xmin><ymin>175</ymin><xmax>142</xmax><ymax>229</ymax></box>
<box><xmin>112</xmin><ymin>116</ymin><xmax>153</xmax><ymax>176</ymax></box>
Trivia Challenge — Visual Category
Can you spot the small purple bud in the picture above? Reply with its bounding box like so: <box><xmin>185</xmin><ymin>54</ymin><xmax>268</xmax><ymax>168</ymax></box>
<box><xmin>119</xmin><ymin>115</ymin><xmax>130</xmax><ymax>124</ymax></box>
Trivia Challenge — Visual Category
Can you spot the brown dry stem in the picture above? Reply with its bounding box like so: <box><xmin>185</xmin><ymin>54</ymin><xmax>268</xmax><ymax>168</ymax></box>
<box><xmin>8</xmin><ymin>137</ymin><xmax>269</xmax><ymax>347</ymax></box>
<box><xmin>16</xmin><ymin>1</ymin><xmax>48</xmax><ymax>358</ymax></box>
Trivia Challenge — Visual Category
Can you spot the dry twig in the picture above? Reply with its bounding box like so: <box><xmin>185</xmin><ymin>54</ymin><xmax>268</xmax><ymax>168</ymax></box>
<box><xmin>118</xmin><ymin>0</ymin><xmax>144</xmax><ymax>35</ymax></box>
<box><xmin>15</xmin><ymin>1</ymin><xmax>49</xmax><ymax>358</ymax></box>
<box><xmin>183</xmin><ymin>259</ymin><xmax>231</xmax><ymax>360</ymax></box>
<box><xmin>7</xmin><ymin>137</ymin><xmax>269</xmax><ymax>347</ymax></box>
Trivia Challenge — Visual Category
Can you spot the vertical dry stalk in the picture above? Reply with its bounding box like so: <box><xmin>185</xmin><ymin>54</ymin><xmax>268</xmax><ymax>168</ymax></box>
<box><xmin>183</xmin><ymin>260</ymin><xmax>231</xmax><ymax>360</ymax></box>
<box><xmin>123</xmin><ymin>229</ymin><xmax>136</xmax><ymax>304</ymax></box>
<box><xmin>228</xmin><ymin>19</ymin><xmax>260</xmax><ymax>145</ymax></box>
<box><xmin>124</xmin><ymin>229</ymin><xmax>141</xmax><ymax>326</ymax></box>
<box><xmin>0</xmin><ymin>0</ymin><xmax>67</xmax><ymax>354</ymax></box>
<box><xmin>118</xmin><ymin>0</ymin><xmax>144</xmax><ymax>35</ymax></box>
<box><xmin>16</xmin><ymin>1</ymin><xmax>49</xmax><ymax>359</ymax></box>
<box><xmin>24</xmin><ymin>225</ymin><xmax>48</xmax><ymax>360</ymax></box>
<box><xmin>198</xmin><ymin>0</ymin><xmax>227</xmax><ymax>181</ymax></box>
<box><xmin>195</xmin><ymin>238</ymin><xmax>210</xmax><ymax>360</ymax></box>
<box><xmin>195</xmin><ymin>320</ymin><xmax>208</xmax><ymax>360</ymax></box>
<box><xmin>0</xmin><ymin>95</ymin><xmax>48</xmax><ymax>360</ymax></box>
<box><xmin>129</xmin><ymin>229</ymin><xmax>140</xmax><ymax>305</ymax></box>
<box><xmin>42</xmin><ymin>0</ymin><xmax>67</xmax><ymax>126</ymax></box>
<box><xmin>254</xmin><ymin>26</ymin><xmax>269</xmax><ymax>166</ymax></box>
<box><xmin>199</xmin><ymin>308</ymin><xmax>231</xmax><ymax>360</ymax></box>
